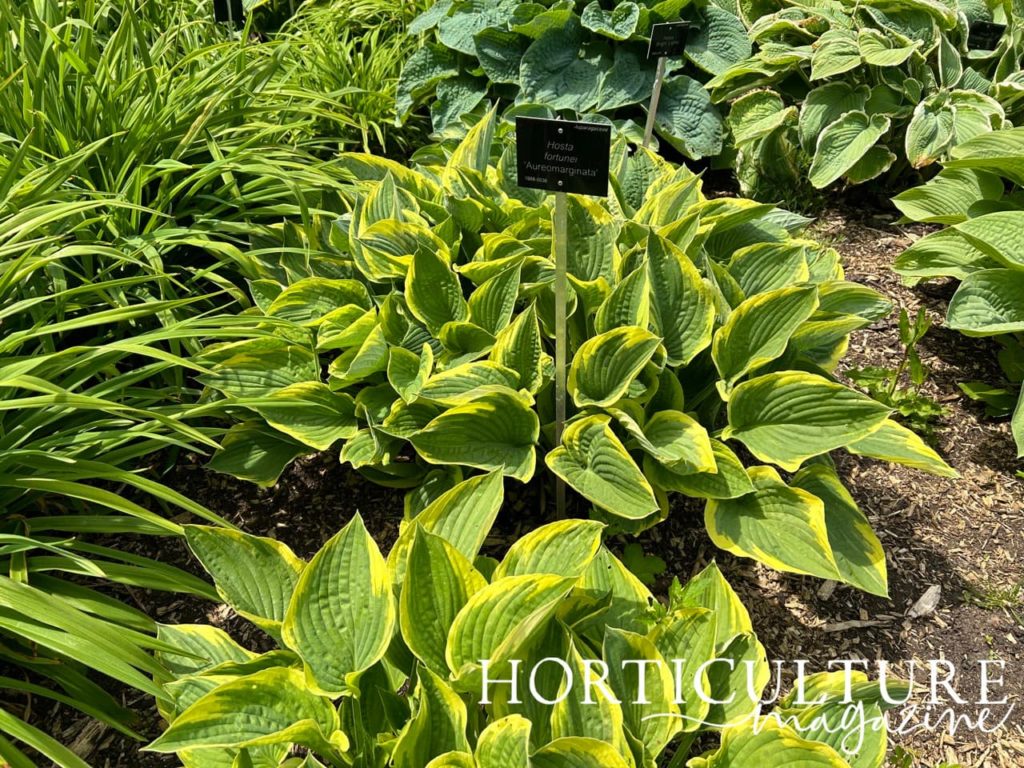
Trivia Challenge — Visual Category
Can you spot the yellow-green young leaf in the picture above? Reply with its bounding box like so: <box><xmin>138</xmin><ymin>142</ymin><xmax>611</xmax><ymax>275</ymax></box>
<box><xmin>426</xmin><ymin>753</ymin><xmax>477</xmax><ymax>768</ymax></box>
<box><xmin>199</xmin><ymin>338</ymin><xmax>319</xmax><ymax>399</ymax></box>
<box><xmin>690</xmin><ymin>718</ymin><xmax>850</xmax><ymax>768</ymax></box>
<box><xmin>418</xmin><ymin>362</ymin><xmax>521</xmax><ymax>406</ymax></box>
<box><xmin>704</xmin><ymin>632</ymin><xmax>769</xmax><ymax>728</ymax></box>
<box><xmin>643</xmin><ymin>441</ymin><xmax>755</xmax><ymax>501</ymax></box>
<box><xmin>393</xmin><ymin>667</ymin><xmax>471</xmax><ymax>768</ymax></box>
<box><xmin>791</xmin><ymin>465</ymin><xmax>888</xmax><ymax>598</ymax></box>
<box><xmin>712</xmin><ymin>285</ymin><xmax>820</xmax><ymax>394</ymax></box>
<box><xmin>328</xmin><ymin>324</ymin><xmax>390</xmax><ymax>386</ymax></box>
<box><xmin>184</xmin><ymin>527</ymin><xmax>304</xmax><ymax>640</ymax></box>
<box><xmin>546</xmin><ymin>415</ymin><xmax>658</xmax><ymax>520</ymax></box>
<box><xmin>146</xmin><ymin>668</ymin><xmax>341</xmax><ymax>754</ymax></box>
<box><xmin>317</xmin><ymin>305</ymin><xmax>377</xmax><ymax>352</ymax></box>
<box><xmin>846</xmin><ymin>419</ymin><xmax>957</xmax><ymax>477</ymax></box>
<box><xmin>445</xmin><ymin>106</ymin><xmax>497</xmax><ymax>178</ymax></box>
<box><xmin>809</xmin><ymin>112</ymin><xmax>891</xmax><ymax>189</ymax></box>
<box><xmin>595</xmin><ymin>266</ymin><xmax>651</xmax><ymax>334</ymax></box>
<box><xmin>445</xmin><ymin>574</ymin><xmax>575</xmax><ymax>689</ymax></box>
<box><xmin>568</xmin><ymin>326</ymin><xmax>661</xmax><ymax>408</ymax></box>
<box><xmin>208</xmin><ymin>422</ymin><xmax>309</xmax><ymax>487</ymax></box>
<box><xmin>947</xmin><ymin>268</ymin><xmax>1024</xmax><ymax>335</ymax></box>
<box><xmin>635</xmin><ymin>175</ymin><xmax>703</xmax><ymax>228</ymax></box>
<box><xmin>490</xmin><ymin>305</ymin><xmax>545</xmax><ymax>393</ymax></box>
<box><xmin>156</xmin><ymin>625</ymin><xmax>256</xmax><ymax>678</ymax></box>
<box><xmin>705</xmin><ymin>466</ymin><xmax>840</xmax><ymax>580</ymax></box>
<box><xmin>565</xmin><ymin>195</ymin><xmax>621</xmax><ymax>283</ymax></box>
<box><xmin>577</xmin><ymin>547</ymin><xmax>655</xmax><ymax>635</ymax></box>
<box><xmin>246</xmin><ymin>382</ymin><xmax>358</xmax><ymax>451</ymax></box>
<box><xmin>401</xmin><ymin>528</ymin><xmax>487</xmax><ymax>675</ymax></box>
<box><xmin>550</xmin><ymin>642</ymin><xmax>632</xmax><ymax>762</ymax></box>
<box><xmin>668</xmin><ymin>562</ymin><xmax>752</xmax><ymax>646</ymax></box>
<box><xmin>475</xmin><ymin>715</ymin><xmax>531</xmax><ymax>768</ymax></box>
<box><xmin>439</xmin><ymin>321</ymin><xmax>497</xmax><ymax>357</ymax></box>
<box><xmin>624</xmin><ymin>410</ymin><xmax>715</xmax><ymax>475</ymax></box>
<box><xmin>530</xmin><ymin>737</ymin><xmax>632</xmax><ymax>768</ymax></box>
<box><xmin>727</xmin><ymin>242</ymin><xmax>809</xmax><ymax>297</ymax></box>
<box><xmin>648</xmin><ymin>608</ymin><xmax>715</xmax><ymax>731</ymax></box>
<box><xmin>389</xmin><ymin>344</ymin><xmax>434</xmax><ymax>403</ymax></box>
<box><xmin>411</xmin><ymin>389</ymin><xmax>539</xmax><ymax>481</ymax></box>
<box><xmin>267</xmin><ymin>278</ymin><xmax>370</xmax><ymax>327</ymax></box>
<box><xmin>777</xmin><ymin>698</ymin><xmax>886</xmax><ymax>768</ymax></box>
<box><xmin>282</xmin><ymin>514</ymin><xmax>394</xmax><ymax>696</ymax></box>
<box><xmin>722</xmin><ymin>372</ymin><xmax>892</xmax><ymax>471</ymax></box>
<box><xmin>646</xmin><ymin>234</ymin><xmax>714</xmax><ymax>366</ymax></box>
<box><xmin>407</xmin><ymin>248</ymin><xmax>469</xmax><ymax>335</ymax></box>
<box><xmin>494</xmin><ymin>520</ymin><xmax>604</xmax><ymax>579</ymax></box>
<box><xmin>602</xmin><ymin>628</ymin><xmax>681</xmax><ymax>757</ymax></box>
<box><xmin>388</xmin><ymin>471</ymin><xmax>504</xmax><ymax>587</ymax></box>
<box><xmin>469</xmin><ymin>265</ymin><xmax>522</xmax><ymax>335</ymax></box>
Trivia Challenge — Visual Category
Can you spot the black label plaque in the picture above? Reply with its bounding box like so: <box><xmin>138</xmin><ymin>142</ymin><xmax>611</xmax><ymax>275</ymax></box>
<box><xmin>214</xmin><ymin>0</ymin><xmax>244</xmax><ymax>25</ymax></box>
<box><xmin>968</xmin><ymin>20</ymin><xmax>1006</xmax><ymax>51</ymax></box>
<box><xmin>515</xmin><ymin>117</ymin><xmax>611</xmax><ymax>197</ymax></box>
<box><xmin>648</xmin><ymin>22</ymin><xmax>690</xmax><ymax>58</ymax></box>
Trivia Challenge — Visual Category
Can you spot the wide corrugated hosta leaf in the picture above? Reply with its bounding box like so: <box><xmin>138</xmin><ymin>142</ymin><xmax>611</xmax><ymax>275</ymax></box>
<box><xmin>246</xmin><ymin>382</ymin><xmax>358</xmax><ymax>451</ymax></box>
<box><xmin>892</xmin><ymin>168</ymin><xmax>1005</xmax><ymax>224</ymax></box>
<box><xmin>846</xmin><ymin>418</ymin><xmax>958</xmax><ymax>476</ymax></box>
<box><xmin>474</xmin><ymin>715</ymin><xmax>531</xmax><ymax>767</ymax></box>
<box><xmin>580</xmin><ymin>1</ymin><xmax>640</xmax><ymax>40</ymax></box>
<box><xmin>208</xmin><ymin>421</ymin><xmax>309</xmax><ymax>487</ymax></box>
<box><xmin>808</xmin><ymin>111</ymin><xmax>891</xmax><ymax>189</ymax></box>
<box><xmin>519</xmin><ymin>22</ymin><xmax>602</xmax><ymax>112</ymax></box>
<box><xmin>692</xmin><ymin>718</ymin><xmax>851</xmax><ymax>768</ymax></box>
<box><xmin>568</xmin><ymin>325</ymin><xmax>661</xmax><ymax>408</ymax></box>
<box><xmin>644</xmin><ymin>439</ymin><xmax>755</xmax><ymax>500</ymax></box>
<box><xmin>652</xmin><ymin>76</ymin><xmax>725</xmax><ymax>159</ymax></box>
<box><xmin>953</xmin><ymin>211</ymin><xmax>1024</xmax><ymax>268</ymax></box>
<box><xmin>722</xmin><ymin>371</ymin><xmax>892</xmax><ymax>471</ymax></box>
<box><xmin>685</xmin><ymin>6</ymin><xmax>751</xmax><ymax>75</ymax></box>
<box><xmin>493</xmin><ymin>519</ymin><xmax>604</xmax><ymax>579</ymax></box>
<box><xmin>946</xmin><ymin>268</ymin><xmax>1024</xmax><ymax>335</ymax></box>
<box><xmin>810</xmin><ymin>29</ymin><xmax>862</xmax><ymax>80</ymax></box>
<box><xmin>407</xmin><ymin>248</ymin><xmax>469</xmax><ymax>335</ymax></box>
<box><xmin>392</xmin><ymin>667</ymin><xmax>471</xmax><ymax>768</ymax></box>
<box><xmin>905</xmin><ymin>98</ymin><xmax>956</xmax><ymax>168</ymax></box>
<box><xmin>530</xmin><ymin>737</ymin><xmax>632</xmax><ymax>768</ymax></box>
<box><xmin>647</xmin><ymin>234</ymin><xmax>715</xmax><ymax>365</ymax></box>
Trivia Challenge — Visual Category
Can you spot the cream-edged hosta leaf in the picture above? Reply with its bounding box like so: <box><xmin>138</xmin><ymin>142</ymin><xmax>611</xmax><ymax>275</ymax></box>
<box><xmin>947</xmin><ymin>269</ymin><xmax>1024</xmax><ymax>335</ymax></box>
<box><xmin>668</xmin><ymin>561</ymin><xmax>753</xmax><ymax>646</ymax></box>
<box><xmin>723</xmin><ymin>371</ymin><xmax>892</xmax><ymax>471</ymax></box>
<box><xmin>857</xmin><ymin>28</ymin><xmax>918</xmax><ymax>66</ymax></box>
<box><xmin>418</xmin><ymin>361</ymin><xmax>521</xmax><ymax>406</ymax></box>
<box><xmin>389</xmin><ymin>471</ymin><xmax>504</xmax><ymax>587</ymax></box>
<box><xmin>594</xmin><ymin>265</ymin><xmax>651</xmax><ymax>334</ymax></box>
<box><xmin>643</xmin><ymin>440</ymin><xmax>755</xmax><ymax>501</ymax></box>
<box><xmin>156</xmin><ymin>625</ymin><xmax>256</xmax><ymax>678</ymax></box>
<box><xmin>810</xmin><ymin>29</ymin><xmax>862</xmax><ymax>80</ymax></box>
<box><xmin>401</xmin><ymin>527</ymin><xmax>487</xmax><ymax>675</ymax></box>
<box><xmin>266</xmin><ymin>278</ymin><xmax>370</xmax><ymax>327</ymax></box>
<box><xmin>905</xmin><ymin>98</ymin><xmax>956</xmax><ymax>169</ymax></box>
<box><xmin>565</xmin><ymin>188</ymin><xmax>621</xmax><ymax>284</ymax></box>
<box><xmin>493</xmin><ymin>520</ymin><xmax>604</xmax><ymax>580</ymax></box>
<box><xmin>184</xmin><ymin>527</ymin><xmax>304</xmax><ymax>640</ymax></box>
<box><xmin>392</xmin><ymin>667</ymin><xmax>471</xmax><ymax>768</ymax></box>
<box><xmin>577</xmin><ymin>546</ymin><xmax>655</xmax><ymax>635</ymax></box>
<box><xmin>727</xmin><ymin>242</ymin><xmax>809</xmax><ymax>298</ymax></box>
<box><xmin>446</xmin><ymin>574</ymin><xmax>576</xmax><ymax>689</ymax></box>
<box><xmin>712</xmin><ymin>284</ymin><xmax>819</xmax><ymax>394</ymax></box>
<box><xmin>199</xmin><ymin>338</ymin><xmax>319</xmax><ymax>399</ymax></box>
<box><xmin>282</xmin><ymin>514</ymin><xmax>395</xmax><ymax>696</ymax></box>
<box><xmin>411</xmin><ymin>388</ymin><xmax>539</xmax><ymax>480</ymax></box>
<box><xmin>246</xmin><ymin>382</ymin><xmax>358</xmax><ymax>451</ymax></box>
<box><xmin>846</xmin><ymin>419</ymin><xmax>958</xmax><ymax>477</ymax></box>
<box><xmin>530</xmin><ymin>737</ymin><xmax>632</xmax><ymax>768</ymax></box>
<box><xmin>648</xmin><ymin>608</ymin><xmax>714</xmax><ymax>733</ymax></box>
<box><xmin>475</xmin><ymin>715</ymin><xmax>531</xmax><ymax>768</ymax></box>
<box><xmin>603</xmin><ymin>628</ymin><xmax>681</xmax><ymax>757</ymax></box>
<box><xmin>146</xmin><ymin>668</ymin><xmax>342</xmax><ymax>755</ymax></box>
<box><xmin>547</xmin><ymin>415</ymin><xmax>658</xmax><ymax>520</ymax></box>
<box><xmin>792</xmin><ymin>464</ymin><xmax>888</xmax><ymax>597</ymax></box>
<box><xmin>389</xmin><ymin>344</ymin><xmax>434</xmax><ymax>403</ymax></box>
<box><xmin>568</xmin><ymin>326</ymin><xmax>661</xmax><ymax>408</ymax></box>
<box><xmin>469</xmin><ymin>264</ymin><xmax>522</xmax><ymax>335</ymax></box>
<box><xmin>704</xmin><ymin>632</ymin><xmax>769</xmax><ymax>727</ymax></box>
<box><xmin>407</xmin><ymin>248</ymin><xmax>469</xmax><ymax>335</ymax></box>
<box><xmin>489</xmin><ymin>305</ymin><xmax>545</xmax><ymax>393</ymax></box>
<box><xmin>623</xmin><ymin>409</ymin><xmax>716</xmax><ymax>475</ymax></box>
<box><xmin>647</xmin><ymin>234</ymin><xmax>715</xmax><ymax>366</ymax></box>
<box><xmin>798</xmin><ymin>83</ymin><xmax>869</xmax><ymax>154</ymax></box>
<box><xmin>689</xmin><ymin>718</ymin><xmax>850</xmax><ymax>768</ymax></box>
<box><xmin>208</xmin><ymin>422</ymin><xmax>309</xmax><ymax>488</ymax></box>
<box><xmin>808</xmin><ymin>112</ymin><xmax>891</xmax><ymax>189</ymax></box>
<box><xmin>705</xmin><ymin>466</ymin><xmax>841</xmax><ymax>581</ymax></box>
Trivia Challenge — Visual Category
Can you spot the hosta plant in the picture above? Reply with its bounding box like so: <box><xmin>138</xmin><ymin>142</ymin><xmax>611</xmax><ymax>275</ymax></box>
<box><xmin>712</xmin><ymin>0</ymin><xmax>1023</xmax><ymax>198</ymax></box>
<box><xmin>395</xmin><ymin>0</ymin><xmax>752</xmax><ymax>157</ymax></box>
<box><xmin>147</xmin><ymin>511</ymin><xmax>906</xmax><ymax>767</ymax></box>
<box><xmin>892</xmin><ymin>126</ymin><xmax>1024</xmax><ymax>455</ymax></box>
<box><xmin>198</xmin><ymin>109</ymin><xmax>956</xmax><ymax>595</ymax></box>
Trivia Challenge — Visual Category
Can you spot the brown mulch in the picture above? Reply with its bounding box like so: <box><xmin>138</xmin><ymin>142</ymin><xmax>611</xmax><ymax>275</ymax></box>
<box><xmin>6</xmin><ymin>208</ymin><xmax>1024</xmax><ymax>768</ymax></box>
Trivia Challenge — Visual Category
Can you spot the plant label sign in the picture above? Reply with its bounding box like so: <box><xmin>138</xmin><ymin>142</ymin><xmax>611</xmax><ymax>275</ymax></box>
<box><xmin>515</xmin><ymin>117</ymin><xmax>611</xmax><ymax>197</ymax></box>
<box><xmin>214</xmin><ymin>0</ymin><xmax>244</xmax><ymax>25</ymax></box>
<box><xmin>968</xmin><ymin>20</ymin><xmax>1005</xmax><ymax>51</ymax></box>
<box><xmin>647</xmin><ymin>22</ymin><xmax>690</xmax><ymax>59</ymax></box>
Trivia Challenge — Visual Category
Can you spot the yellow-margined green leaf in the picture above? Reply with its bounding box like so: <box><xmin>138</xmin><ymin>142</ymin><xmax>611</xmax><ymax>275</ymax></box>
<box><xmin>577</xmin><ymin>547</ymin><xmax>654</xmax><ymax>635</ymax></box>
<box><xmin>619</xmin><ymin>409</ymin><xmax>716</xmax><ymax>474</ymax></box>
<box><xmin>648</xmin><ymin>608</ymin><xmax>714</xmax><ymax>732</ymax></box>
<box><xmin>411</xmin><ymin>389</ymin><xmax>539</xmax><ymax>480</ymax></box>
<box><xmin>493</xmin><ymin>520</ymin><xmax>605</xmax><ymax>580</ymax></box>
<box><xmin>810</xmin><ymin>29</ymin><xmax>861</xmax><ymax>80</ymax></box>
<box><xmin>267</xmin><ymin>278</ymin><xmax>370</xmax><ymax>327</ymax></box>
<box><xmin>356</xmin><ymin>218</ymin><xmax>448</xmax><ymax>282</ymax></box>
<box><xmin>418</xmin><ymin>361</ymin><xmax>521</xmax><ymax>406</ymax></box>
<box><xmin>282</xmin><ymin>514</ymin><xmax>395</xmax><ymax>696</ymax></box>
<box><xmin>546</xmin><ymin>415</ymin><xmax>658</xmax><ymax>520</ymax></box>
<box><xmin>643</xmin><ymin>440</ymin><xmax>754</xmax><ymax>500</ymax></box>
<box><xmin>401</xmin><ymin>527</ymin><xmax>487</xmax><ymax>675</ymax></box>
<box><xmin>846</xmin><ymin>418</ymin><xmax>958</xmax><ymax>476</ymax></box>
<box><xmin>530</xmin><ymin>737</ymin><xmax>631</xmax><ymax>768</ymax></box>
<box><xmin>565</xmin><ymin>195</ymin><xmax>620</xmax><ymax>283</ymax></box>
<box><xmin>469</xmin><ymin>265</ymin><xmax>522</xmax><ymax>335</ymax></box>
<box><xmin>490</xmin><ymin>305</ymin><xmax>545</xmax><ymax>393</ymax></box>
<box><xmin>647</xmin><ymin>234</ymin><xmax>714</xmax><ymax>366</ymax></box>
<box><xmin>426</xmin><ymin>753</ymin><xmax>477</xmax><ymax>768</ymax></box>
<box><xmin>905</xmin><ymin>97</ymin><xmax>955</xmax><ymax>169</ymax></box>
<box><xmin>446</xmin><ymin>574</ymin><xmax>575</xmax><ymax>690</ymax></box>
<box><xmin>156</xmin><ymin>624</ymin><xmax>255</xmax><ymax>679</ymax></box>
<box><xmin>208</xmin><ymin>422</ymin><xmax>309</xmax><ymax>488</ymax></box>
<box><xmin>722</xmin><ymin>371</ymin><xmax>891</xmax><ymax>471</ymax></box>
<box><xmin>947</xmin><ymin>268</ymin><xmax>1024</xmax><ymax>335</ymax></box>
<box><xmin>475</xmin><ymin>715</ymin><xmax>531</xmax><ymax>768</ymax></box>
<box><xmin>317</xmin><ymin>306</ymin><xmax>376</xmax><ymax>352</ymax></box>
<box><xmin>704</xmin><ymin>632</ymin><xmax>769</xmax><ymax>727</ymax></box>
<box><xmin>792</xmin><ymin>464</ymin><xmax>888</xmax><ymax>597</ymax></box>
<box><xmin>389</xmin><ymin>344</ymin><xmax>434</xmax><ymax>403</ymax></box>
<box><xmin>857</xmin><ymin>28</ymin><xmax>918</xmax><ymax>66</ymax></box>
<box><xmin>199</xmin><ymin>338</ymin><xmax>319</xmax><ymax>399</ymax></box>
<box><xmin>705</xmin><ymin>465</ymin><xmax>840</xmax><ymax>580</ymax></box>
<box><xmin>568</xmin><ymin>326</ymin><xmax>661</xmax><ymax>409</ymax></box>
<box><xmin>712</xmin><ymin>285</ymin><xmax>819</xmax><ymax>394</ymax></box>
<box><xmin>727</xmin><ymin>242</ymin><xmax>809</xmax><ymax>297</ymax></box>
<box><xmin>594</xmin><ymin>265</ymin><xmax>651</xmax><ymax>334</ymax></box>
<box><xmin>407</xmin><ymin>248</ymin><xmax>469</xmax><ymax>335</ymax></box>
<box><xmin>668</xmin><ymin>562</ymin><xmax>751</xmax><ymax>646</ymax></box>
<box><xmin>246</xmin><ymin>382</ymin><xmax>358</xmax><ymax>451</ymax></box>
<box><xmin>184</xmin><ymin>527</ymin><xmax>304</xmax><ymax>641</ymax></box>
<box><xmin>328</xmin><ymin>324</ymin><xmax>390</xmax><ymax>386</ymax></box>
<box><xmin>392</xmin><ymin>667</ymin><xmax>471</xmax><ymax>768</ymax></box>
<box><xmin>690</xmin><ymin>718</ymin><xmax>850</xmax><ymax>768</ymax></box>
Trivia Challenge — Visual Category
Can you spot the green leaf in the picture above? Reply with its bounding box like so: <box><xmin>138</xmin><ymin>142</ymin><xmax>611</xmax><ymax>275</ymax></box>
<box><xmin>644</xmin><ymin>440</ymin><xmax>755</xmax><ymax>500</ymax></box>
<box><xmin>954</xmin><ymin>211</ymin><xmax>1024</xmax><ymax>269</ymax></box>
<box><xmin>686</xmin><ymin>6</ymin><xmax>751</xmax><ymax>75</ymax></box>
<box><xmin>857</xmin><ymin>28</ymin><xmax>919</xmax><ymax>66</ymax></box>
<box><xmin>947</xmin><ymin>269</ymin><xmax>1024</xmax><ymax>335</ymax></box>
<box><xmin>547</xmin><ymin>415</ymin><xmax>659</xmax><ymax>520</ymax></box>
<box><xmin>808</xmin><ymin>112</ymin><xmax>891</xmax><ymax>189</ymax></box>
<box><xmin>519</xmin><ymin>22</ymin><xmax>601</xmax><ymax>112</ymax></box>
<box><xmin>389</xmin><ymin>344</ymin><xmax>435</xmax><ymax>403</ymax></box>
<box><xmin>208</xmin><ymin>422</ymin><xmax>309</xmax><ymax>487</ymax></box>
<box><xmin>475</xmin><ymin>715</ymin><xmax>531</xmax><ymax>768</ymax></box>
<box><xmin>469</xmin><ymin>265</ymin><xmax>522</xmax><ymax>335</ymax></box>
<box><xmin>580</xmin><ymin>1</ymin><xmax>641</xmax><ymax>40</ymax></box>
<box><xmin>569</xmin><ymin>326</ymin><xmax>661</xmax><ymax>408</ymax></box>
<box><xmin>407</xmin><ymin>248</ymin><xmax>469</xmax><ymax>336</ymax></box>
<box><xmin>418</xmin><ymin>361</ymin><xmax>521</xmax><ymax>406</ymax></box>
<box><xmin>490</xmin><ymin>305</ymin><xmax>545</xmax><ymax>393</ymax></box>
<box><xmin>691</xmin><ymin>718</ymin><xmax>850</xmax><ymax>767</ymax></box>
<box><xmin>798</xmin><ymin>83</ymin><xmax>869</xmax><ymax>154</ymax></box>
<box><xmin>669</xmin><ymin>561</ymin><xmax>753</xmax><ymax>645</ymax></box>
<box><xmin>267</xmin><ymin>279</ymin><xmax>370</xmax><ymax>327</ymax></box>
<box><xmin>905</xmin><ymin>97</ymin><xmax>955</xmax><ymax>168</ymax></box>
<box><xmin>474</xmin><ymin>27</ymin><xmax>529</xmax><ymax>84</ymax></box>
<box><xmin>392</xmin><ymin>667</ymin><xmax>470</xmax><ymax>768</ymax></box>
<box><xmin>493</xmin><ymin>519</ymin><xmax>605</xmax><ymax>579</ymax></box>
<box><xmin>396</xmin><ymin>44</ymin><xmax>459</xmax><ymax>122</ymax></box>
<box><xmin>282</xmin><ymin>514</ymin><xmax>395</xmax><ymax>695</ymax></box>
<box><xmin>846</xmin><ymin>419</ymin><xmax>958</xmax><ymax>477</ymax></box>
<box><xmin>810</xmin><ymin>30</ymin><xmax>862</xmax><ymax>80</ymax></box>
<box><xmin>411</xmin><ymin>389</ymin><xmax>539</xmax><ymax>480</ymax></box>
<box><xmin>653</xmin><ymin>76</ymin><xmax>725</xmax><ymax>159</ymax></box>
<box><xmin>723</xmin><ymin>372</ymin><xmax>892</xmax><ymax>471</ymax></box>
<box><xmin>248</xmin><ymin>382</ymin><xmax>358</xmax><ymax>451</ymax></box>
<box><xmin>617</xmin><ymin>408</ymin><xmax>716</xmax><ymax>475</ymax></box>
<box><xmin>647</xmin><ymin>234</ymin><xmax>715</xmax><ymax>366</ymax></box>
<box><xmin>530</xmin><ymin>737</ymin><xmax>632</xmax><ymax>768</ymax></box>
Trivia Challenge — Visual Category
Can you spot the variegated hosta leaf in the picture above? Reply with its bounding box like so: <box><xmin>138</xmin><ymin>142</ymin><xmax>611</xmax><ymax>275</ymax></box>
<box><xmin>846</xmin><ymin>419</ymin><xmax>957</xmax><ymax>477</ymax></box>
<box><xmin>722</xmin><ymin>371</ymin><xmax>892</xmax><ymax>471</ymax></box>
<box><xmin>905</xmin><ymin>96</ymin><xmax>955</xmax><ymax>169</ymax></box>
<box><xmin>475</xmin><ymin>715</ymin><xmax>531</xmax><ymax>768</ymax></box>
<box><xmin>546</xmin><ymin>415</ymin><xmax>658</xmax><ymax>521</ymax></box>
<box><xmin>490</xmin><ymin>305</ymin><xmax>545</xmax><ymax>393</ymax></box>
<box><xmin>392</xmin><ymin>667</ymin><xmax>471</xmax><ymax>768</ymax></box>
<box><xmin>668</xmin><ymin>561</ymin><xmax>753</xmax><ymax>646</ymax></box>
<box><xmin>493</xmin><ymin>519</ymin><xmax>604</xmax><ymax>579</ymax></box>
<box><xmin>648</xmin><ymin>608</ymin><xmax>715</xmax><ymax>732</ymax></box>
<box><xmin>621</xmin><ymin>409</ymin><xmax>716</xmax><ymax>475</ymax></box>
<box><xmin>947</xmin><ymin>268</ymin><xmax>1024</xmax><ymax>335</ymax></box>
<box><xmin>407</xmin><ymin>248</ymin><xmax>469</xmax><ymax>335</ymax></box>
<box><xmin>245</xmin><ymin>382</ymin><xmax>358</xmax><ymax>451</ymax></box>
<box><xmin>798</xmin><ymin>83</ymin><xmax>869</xmax><ymax>154</ymax></box>
<box><xmin>568</xmin><ymin>326</ymin><xmax>661</xmax><ymax>408</ymax></box>
<box><xmin>282</xmin><ymin>514</ymin><xmax>395</xmax><ymax>696</ymax></box>
<box><xmin>530</xmin><ymin>737</ymin><xmax>632</xmax><ymax>768</ymax></box>
<box><xmin>646</xmin><ymin>234</ymin><xmax>715</xmax><ymax>366</ymax></box>
<box><xmin>389</xmin><ymin>343</ymin><xmax>434</xmax><ymax>403</ymax></box>
<box><xmin>208</xmin><ymin>422</ymin><xmax>309</xmax><ymax>488</ymax></box>
<box><xmin>808</xmin><ymin>112</ymin><xmax>891</xmax><ymax>189</ymax></box>
<box><xmin>644</xmin><ymin>440</ymin><xmax>755</xmax><ymax>501</ymax></box>
<box><xmin>690</xmin><ymin>718</ymin><xmax>851</xmax><ymax>768</ymax></box>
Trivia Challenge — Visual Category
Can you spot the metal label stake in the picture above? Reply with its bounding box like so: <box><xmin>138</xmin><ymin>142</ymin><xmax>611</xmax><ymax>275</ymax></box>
<box><xmin>553</xmin><ymin>188</ymin><xmax>568</xmax><ymax>517</ymax></box>
<box><xmin>644</xmin><ymin>22</ymin><xmax>691</xmax><ymax>149</ymax></box>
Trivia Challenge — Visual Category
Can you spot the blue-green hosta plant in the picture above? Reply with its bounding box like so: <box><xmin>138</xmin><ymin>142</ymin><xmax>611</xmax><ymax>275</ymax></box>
<box><xmin>394</xmin><ymin>0</ymin><xmax>752</xmax><ymax>157</ymax></box>
<box><xmin>892</xmin><ymin>126</ymin><xmax>1024</xmax><ymax>456</ymax></box>
<box><xmin>198</xmin><ymin>109</ymin><xmax>956</xmax><ymax>597</ymax></box>
<box><xmin>712</xmin><ymin>0</ymin><xmax>1023</xmax><ymax>198</ymax></box>
<box><xmin>147</xmin><ymin>511</ymin><xmax>906</xmax><ymax>767</ymax></box>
